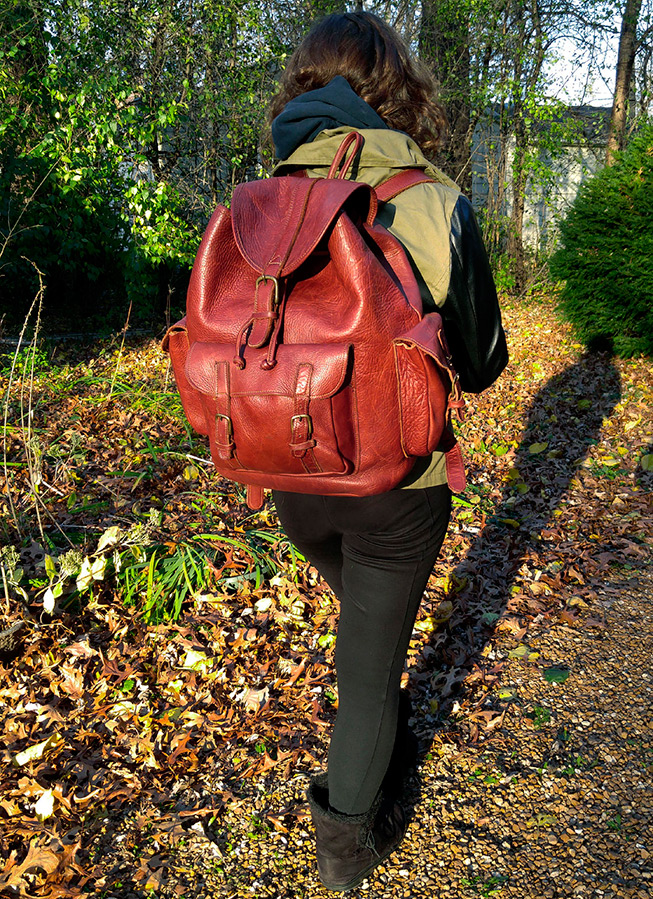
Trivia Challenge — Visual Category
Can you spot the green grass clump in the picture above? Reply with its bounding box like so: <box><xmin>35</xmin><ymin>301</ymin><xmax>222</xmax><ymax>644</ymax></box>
<box><xmin>550</xmin><ymin>127</ymin><xmax>653</xmax><ymax>357</ymax></box>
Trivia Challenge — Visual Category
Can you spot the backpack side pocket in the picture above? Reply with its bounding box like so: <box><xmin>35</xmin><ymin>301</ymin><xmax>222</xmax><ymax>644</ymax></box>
<box><xmin>393</xmin><ymin>313</ymin><xmax>463</xmax><ymax>458</ymax></box>
<box><xmin>162</xmin><ymin>319</ymin><xmax>209</xmax><ymax>435</ymax></box>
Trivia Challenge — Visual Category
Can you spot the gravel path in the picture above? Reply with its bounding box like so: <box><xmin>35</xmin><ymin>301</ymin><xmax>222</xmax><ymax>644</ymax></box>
<box><xmin>131</xmin><ymin>563</ymin><xmax>652</xmax><ymax>899</ymax></box>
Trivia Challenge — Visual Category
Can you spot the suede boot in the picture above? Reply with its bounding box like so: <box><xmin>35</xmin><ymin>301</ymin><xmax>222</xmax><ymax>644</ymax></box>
<box><xmin>308</xmin><ymin>773</ymin><xmax>407</xmax><ymax>892</ymax></box>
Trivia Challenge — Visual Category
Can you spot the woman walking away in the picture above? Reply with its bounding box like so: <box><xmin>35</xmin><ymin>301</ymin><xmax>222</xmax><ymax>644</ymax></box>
<box><xmin>267</xmin><ymin>11</ymin><xmax>508</xmax><ymax>893</ymax></box>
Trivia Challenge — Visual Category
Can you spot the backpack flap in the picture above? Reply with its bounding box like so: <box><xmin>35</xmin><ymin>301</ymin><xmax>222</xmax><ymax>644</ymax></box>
<box><xmin>184</xmin><ymin>341</ymin><xmax>355</xmax><ymax>478</ymax></box>
<box><xmin>228</xmin><ymin>175</ymin><xmax>377</xmax><ymax>359</ymax></box>
<box><xmin>231</xmin><ymin>176</ymin><xmax>376</xmax><ymax>278</ymax></box>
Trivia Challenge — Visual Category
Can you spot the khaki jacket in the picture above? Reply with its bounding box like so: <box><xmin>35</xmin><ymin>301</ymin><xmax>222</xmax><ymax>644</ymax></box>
<box><xmin>274</xmin><ymin>127</ymin><xmax>502</xmax><ymax>489</ymax></box>
<box><xmin>275</xmin><ymin>128</ymin><xmax>460</xmax><ymax>312</ymax></box>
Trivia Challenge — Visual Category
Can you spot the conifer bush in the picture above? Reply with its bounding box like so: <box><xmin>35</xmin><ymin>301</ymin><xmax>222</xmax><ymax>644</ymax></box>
<box><xmin>550</xmin><ymin>127</ymin><xmax>653</xmax><ymax>357</ymax></box>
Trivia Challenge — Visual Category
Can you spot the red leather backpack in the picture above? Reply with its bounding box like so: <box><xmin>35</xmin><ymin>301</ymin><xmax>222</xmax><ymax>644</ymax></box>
<box><xmin>163</xmin><ymin>132</ymin><xmax>465</xmax><ymax>508</ymax></box>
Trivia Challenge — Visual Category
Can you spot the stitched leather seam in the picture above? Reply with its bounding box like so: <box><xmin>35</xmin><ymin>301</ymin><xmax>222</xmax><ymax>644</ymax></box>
<box><xmin>304</xmin><ymin>448</ymin><xmax>322</xmax><ymax>473</ymax></box>
<box><xmin>265</xmin><ymin>178</ymin><xmax>319</xmax><ymax>277</ymax></box>
<box><xmin>349</xmin><ymin>371</ymin><xmax>361</xmax><ymax>474</ymax></box>
<box><xmin>263</xmin><ymin>186</ymin><xmax>300</xmax><ymax>274</ymax></box>
<box><xmin>420</xmin><ymin>351</ymin><xmax>434</xmax><ymax>449</ymax></box>
<box><xmin>393</xmin><ymin>345</ymin><xmax>412</xmax><ymax>459</ymax></box>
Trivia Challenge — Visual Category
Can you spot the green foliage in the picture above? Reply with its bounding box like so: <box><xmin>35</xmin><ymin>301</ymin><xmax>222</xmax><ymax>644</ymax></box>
<box><xmin>551</xmin><ymin>127</ymin><xmax>653</xmax><ymax>357</ymax></box>
<box><xmin>0</xmin><ymin>151</ymin><xmax>127</xmax><ymax>319</ymax></box>
<box><xmin>119</xmin><ymin>541</ymin><xmax>213</xmax><ymax>623</ymax></box>
<box><xmin>0</xmin><ymin>0</ymin><xmax>285</xmax><ymax>330</ymax></box>
<box><xmin>1</xmin><ymin>1</ymin><xmax>623</xmax><ymax>324</ymax></box>
<box><xmin>23</xmin><ymin>510</ymin><xmax>304</xmax><ymax>624</ymax></box>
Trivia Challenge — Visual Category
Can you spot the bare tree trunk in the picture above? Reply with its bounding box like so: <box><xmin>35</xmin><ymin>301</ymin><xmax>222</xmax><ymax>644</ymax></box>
<box><xmin>508</xmin><ymin>112</ymin><xmax>527</xmax><ymax>291</ymax></box>
<box><xmin>507</xmin><ymin>2</ymin><xmax>527</xmax><ymax>294</ymax></box>
<box><xmin>147</xmin><ymin>8</ymin><xmax>170</xmax><ymax>180</ymax></box>
<box><xmin>506</xmin><ymin>0</ymin><xmax>544</xmax><ymax>293</ymax></box>
<box><xmin>607</xmin><ymin>0</ymin><xmax>643</xmax><ymax>164</ymax></box>
<box><xmin>419</xmin><ymin>0</ymin><xmax>472</xmax><ymax>195</ymax></box>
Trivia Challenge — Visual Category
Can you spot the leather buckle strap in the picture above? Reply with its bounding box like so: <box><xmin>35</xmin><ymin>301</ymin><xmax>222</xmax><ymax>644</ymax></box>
<box><xmin>290</xmin><ymin>363</ymin><xmax>319</xmax><ymax>471</ymax></box>
<box><xmin>215</xmin><ymin>411</ymin><xmax>236</xmax><ymax>461</ymax></box>
<box><xmin>216</xmin><ymin>411</ymin><xmax>233</xmax><ymax>441</ymax></box>
<box><xmin>375</xmin><ymin>169</ymin><xmax>435</xmax><ymax>203</ymax></box>
<box><xmin>444</xmin><ymin>442</ymin><xmax>466</xmax><ymax>493</ymax></box>
<box><xmin>214</xmin><ymin>361</ymin><xmax>237</xmax><ymax>465</ymax></box>
<box><xmin>290</xmin><ymin>413</ymin><xmax>314</xmax><ymax>453</ymax></box>
<box><xmin>439</xmin><ymin>425</ymin><xmax>466</xmax><ymax>493</ymax></box>
<box><xmin>246</xmin><ymin>484</ymin><xmax>265</xmax><ymax>510</ymax></box>
<box><xmin>248</xmin><ymin>275</ymin><xmax>280</xmax><ymax>348</ymax></box>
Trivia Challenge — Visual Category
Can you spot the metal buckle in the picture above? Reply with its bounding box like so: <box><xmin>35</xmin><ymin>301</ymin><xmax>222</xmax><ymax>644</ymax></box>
<box><xmin>255</xmin><ymin>274</ymin><xmax>280</xmax><ymax>306</ymax></box>
<box><xmin>215</xmin><ymin>413</ymin><xmax>233</xmax><ymax>438</ymax></box>
<box><xmin>291</xmin><ymin>413</ymin><xmax>313</xmax><ymax>438</ymax></box>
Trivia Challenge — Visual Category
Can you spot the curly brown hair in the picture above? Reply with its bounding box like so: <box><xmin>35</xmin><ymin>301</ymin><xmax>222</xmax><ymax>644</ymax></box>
<box><xmin>267</xmin><ymin>11</ymin><xmax>447</xmax><ymax>158</ymax></box>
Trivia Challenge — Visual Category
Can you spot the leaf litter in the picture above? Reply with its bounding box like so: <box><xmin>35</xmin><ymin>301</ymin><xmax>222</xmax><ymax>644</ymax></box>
<box><xmin>0</xmin><ymin>296</ymin><xmax>652</xmax><ymax>896</ymax></box>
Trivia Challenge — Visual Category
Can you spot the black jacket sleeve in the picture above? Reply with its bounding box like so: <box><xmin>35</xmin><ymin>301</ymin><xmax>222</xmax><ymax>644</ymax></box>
<box><xmin>441</xmin><ymin>195</ymin><xmax>509</xmax><ymax>393</ymax></box>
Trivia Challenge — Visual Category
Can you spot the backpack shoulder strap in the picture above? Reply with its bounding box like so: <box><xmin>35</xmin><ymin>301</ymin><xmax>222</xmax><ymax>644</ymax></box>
<box><xmin>375</xmin><ymin>169</ymin><xmax>435</xmax><ymax>203</ymax></box>
<box><xmin>287</xmin><ymin>168</ymin><xmax>435</xmax><ymax>202</ymax></box>
<box><xmin>286</xmin><ymin>166</ymin><xmax>435</xmax><ymax>204</ymax></box>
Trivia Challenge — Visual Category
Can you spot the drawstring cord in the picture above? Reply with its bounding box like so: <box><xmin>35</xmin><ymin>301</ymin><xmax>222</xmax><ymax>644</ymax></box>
<box><xmin>232</xmin><ymin>318</ymin><xmax>253</xmax><ymax>368</ymax></box>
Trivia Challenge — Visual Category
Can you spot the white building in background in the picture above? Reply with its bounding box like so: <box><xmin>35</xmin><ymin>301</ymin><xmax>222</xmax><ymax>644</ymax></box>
<box><xmin>471</xmin><ymin>105</ymin><xmax>612</xmax><ymax>252</ymax></box>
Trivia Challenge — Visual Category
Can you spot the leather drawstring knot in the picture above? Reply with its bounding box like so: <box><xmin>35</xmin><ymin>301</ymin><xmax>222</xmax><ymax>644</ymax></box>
<box><xmin>233</xmin><ymin>318</ymin><xmax>252</xmax><ymax>368</ymax></box>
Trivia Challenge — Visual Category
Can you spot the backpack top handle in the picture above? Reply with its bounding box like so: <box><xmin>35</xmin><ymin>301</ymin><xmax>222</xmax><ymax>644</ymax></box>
<box><xmin>327</xmin><ymin>131</ymin><xmax>364</xmax><ymax>180</ymax></box>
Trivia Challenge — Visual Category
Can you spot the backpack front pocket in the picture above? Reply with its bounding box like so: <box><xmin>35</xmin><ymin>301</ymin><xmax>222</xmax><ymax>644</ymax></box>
<box><xmin>185</xmin><ymin>342</ymin><xmax>357</xmax><ymax>476</ymax></box>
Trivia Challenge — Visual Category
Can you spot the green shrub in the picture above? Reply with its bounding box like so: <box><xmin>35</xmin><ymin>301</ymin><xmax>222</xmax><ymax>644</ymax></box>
<box><xmin>0</xmin><ymin>151</ymin><xmax>195</xmax><ymax>331</ymax></box>
<box><xmin>0</xmin><ymin>153</ymin><xmax>127</xmax><ymax>324</ymax></box>
<box><xmin>550</xmin><ymin>127</ymin><xmax>653</xmax><ymax>357</ymax></box>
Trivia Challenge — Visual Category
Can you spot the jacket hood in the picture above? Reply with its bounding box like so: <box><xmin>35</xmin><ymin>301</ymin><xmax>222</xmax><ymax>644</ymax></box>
<box><xmin>273</xmin><ymin>127</ymin><xmax>458</xmax><ymax>190</ymax></box>
<box><xmin>271</xmin><ymin>76</ymin><xmax>387</xmax><ymax>160</ymax></box>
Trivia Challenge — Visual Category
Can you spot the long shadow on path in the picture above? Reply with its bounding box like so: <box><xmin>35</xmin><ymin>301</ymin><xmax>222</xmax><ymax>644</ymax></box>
<box><xmin>410</xmin><ymin>349</ymin><xmax>622</xmax><ymax>764</ymax></box>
